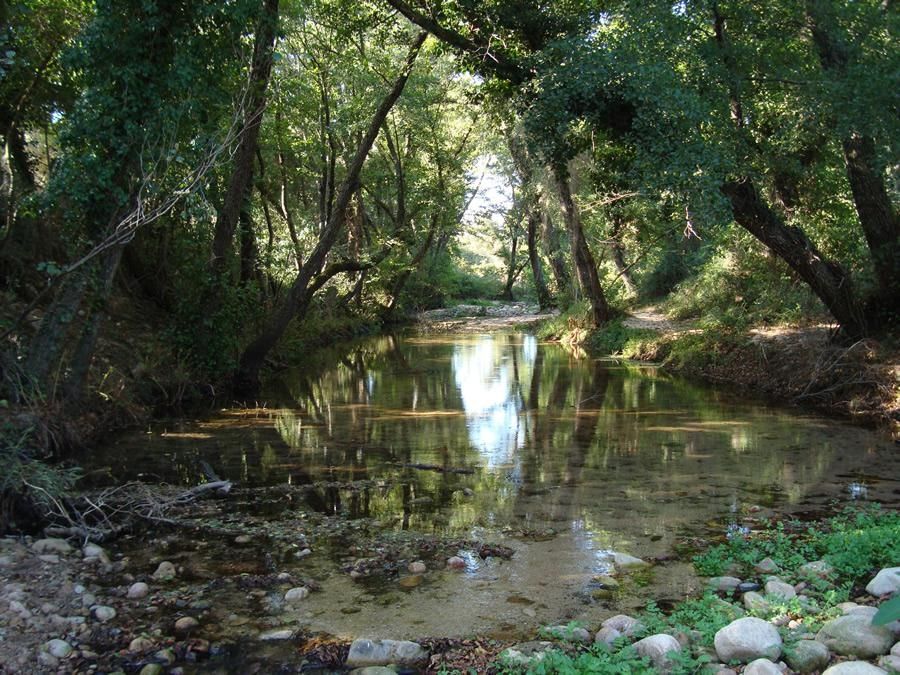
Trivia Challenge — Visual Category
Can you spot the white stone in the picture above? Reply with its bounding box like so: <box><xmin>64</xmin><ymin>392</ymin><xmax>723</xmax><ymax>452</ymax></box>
<box><xmin>602</xmin><ymin>614</ymin><xmax>644</xmax><ymax>636</ymax></box>
<box><xmin>174</xmin><ymin>616</ymin><xmax>198</xmax><ymax>633</ymax></box>
<box><xmin>345</xmin><ymin>639</ymin><xmax>428</xmax><ymax>667</ymax></box>
<box><xmin>709</xmin><ymin>576</ymin><xmax>743</xmax><ymax>592</ymax></box>
<box><xmin>743</xmin><ymin>658</ymin><xmax>782</xmax><ymax>675</ymax></box>
<box><xmin>765</xmin><ymin>579</ymin><xmax>797</xmax><ymax>600</ymax></box>
<box><xmin>408</xmin><ymin>561</ymin><xmax>427</xmax><ymax>574</ymax></box>
<box><xmin>92</xmin><ymin>605</ymin><xmax>116</xmax><ymax>622</ymax></box>
<box><xmin>127</xmin><ymin>582</ymin><xmax>150</xmax><ymax>599</ymax></box>
<box><xmin>892</xmin><ymin>641</ymin><xmax>900</xmax><ymax>656</ymax></box>
<box><xmin>32</xmin><ymin>538</ymin><xmax>73</xmax><ymax>555</ymax></box>
<box><xmin>867</xmin><ymin>568</ymin><xmax>900</xmax><ymax>597</ymax></box>
<box><xmin>594</xmin><ymin>626</ymin><xmax>622</xmax><ymax>646</ymax></box>
<box><xmin>45</xmin><ymin>639</ymin><xmax>73</xmax><ymax>658</ymax></box>
<box><xmin>152</xmin><ymin>561</ymin><xmax>176</xmax><ymax>581</ymax></box>
<box><xmin>822</xmin><ymin>662</ymin><xmax>887</xmax><ymax>675</ymax></box>
<box><xmin>613</xmin><ymin>552</ymin><xmax>648</xmax><ymax>569</ymax></box>
<box><xmin>259</xmin><ymin>629</ymin><xmax>294</xmax><ymax>641</ymax></box>
<box><xmin>284</xmin><ymin>587</ymin><xmax>309</xmax><ymax>603</ymax></box>
<box><xmin>129</xmin><ymin>637</ymin><xmax>155</xmax><ymax>652</ymax></box>
<box><xmin>632</xmin><ymin>634</ymin><xmax>682</xmax><ymax>672</ymax></box>
<box><xmin>714</xmin><ymin>617</ymin><xmax>783</xmax><ymax>663</ymax></box>
<box><xmin>878</xmin><ymin>655</ymin><xmax>900</xmax><ymax>672</ymax></box>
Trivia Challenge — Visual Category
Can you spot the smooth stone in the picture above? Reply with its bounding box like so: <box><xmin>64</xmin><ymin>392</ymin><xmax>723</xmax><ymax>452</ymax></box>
<box><xmin>234</xmin><ymin>535</ymin><xmax>252</xmax><ymax>545</ymax></box>
<box><xmin>744</xmin><ymin>658</ymin><xmax>782</xmax><ymax>675</ymax></box>
<box><xmin>499</xmin><ymin>641</ymin><xmax>555</xmax><ymax>666</ymax></box>
<box><xmin>594</xmin><ymin>574</ymin><xmax>619</xmax><ymax>589</ymax></box>
<box><xmin>744</xmin><ymin>591</ymin><xmax>773</xmax><ymax>614</ymax></box>
<box><xmin>174</xmin><ymin>616</ymin><xmax>198</xmax><ymax>633</ymax></box>
<box><xmin>602</xmin><ymin>614</ymin><xmax>644</xmax><ymax>637</ymax></box>
<box><xmin>284</xmin><ymin>587</ymin><xmax>310</xmax><ymax>603</ymax></box>
<box><xmin>139</xmin><ymin>665</ymin><xmax>164</xmax><ymax>675</ymax></box>
<box><xmin>709</xmin><ymin>576</ymin><xmax>743</xmax><ymax>592</ymax></box>
<box><xmin>92</xmin><ymin>605</ymin><xmax>116</xmax><ymax>622</ymax></box>
<box><xmin>799</xmin><ymin>560</ymin><xmax>834</xmax><ymax>580</ymax></box>
<box><xmin>447</xmin><ymin>556</ymin><xmax>466</xmax><ymax>570</ymax></box>
<box><xmin>408</xmin><ymin>561</ymin><xmax>427</xmax><ymax>574</ymax></box>
<box><xmin>32</xmin><ymin>538</ymin><xmax>73</xmax><ymax>555</ymax></box>
<box><xmin>543</xmin><ymin>625</ymin><xmax>591</xmax><ymax>643</ymax></box>
<box><xmin>893</xmin><ymin>641</ymin><xmax>900</xmax><ymax>656</ymax></box>
<box><xmin>595</xmin><ymin>626</ymin><xmax>622</xmax><ymax>646</ymax></box>
<box><xmin>785</xmin><ymin>638</ymin><xmax>830</xmax><ymax>673</ymax></box>
<box><xmin>350</xmin><ymin>669</ymin><xmax>397</xmax><ymax>675</ymax></box>
<box><xmin>755</xmin><ymin>558</ymin><xmax>779</xmax><ymax>574</ymax></box>
<box><xmin>259</xmin><ymin>629</ymin><xmax>294</xmax><ymax>641</ymax></box>
<box><xmin>817</xmin><ymin>614</ymin><xmax>894</xmax><ymax>658</ymax></box>
<box><xmin>129</xmin><ymin>637</ymin><xmax>155</xmax><ymax>652</ymax></box>
<box><xmin>127</xmin><ymin>582</ymin><xmax>150</xmax><ymax>599</ymax></box>
<box><xmin>822</xmin><ymin>663</ymin><xmax>887</xmax><ymax>675</ymax></box>
<box><xmin>152</xmin><ymin>561</ymin><xmax>176</xmax><ymax>581</ymax></box>
<box><xmin>613</xmin><ymin>552</ymin><xmax>648</xmax><ymax>569</ymax></box>
<box><xmin>714</xmin><ymin>617</ymin><xmax>783</xmax><ymax>663</ymax></box>
<box><xmin>633</xmin><ymin>634</ymin><xmax>682</xmax><ymax>673</ymax></box>
<box><xmin>46</xmin><ymin>639</ymin><xmax>73</xmax><ymax>658</ymax></box>
<box><xmin>840</xmin><ymin>602</ymin><xmax>862</xmax><ymax>614</ymax></box>
<box><xmin>82</xmin><ymin>543</ymin><xmax>110</xmax><ymax>563</ymax></box>
<box><xmin>38</xmin><ymin>554</ymin><xmax>60</xmax><ymax>563</ymax></box>
<box><xmin>346</xmin><ymin>638</ymin><xmax>429</xmax><ymax>667</ymax></box>
<box><xmin>867</xmin><ymin>568</ymin><xmax>900</xmax><ymax>597</ymax></box>
<box><xmin>766</xmin><ymin>579</ymin><xmax>797</xmax><ymax>600</ymax></box>
<box><xmin>154</xmin><ymin>648</ymin><xmax>176</xmax><ymax>664</ymax></box>
<box><xmin>878</xmin><ymin>655</ymin><xmax>900</xmax><ymax>671</ymax></box>
<box><xmin>398</xmin><ymin>575</ymin><xmax>423</xmax><ymax>589</ymax></box>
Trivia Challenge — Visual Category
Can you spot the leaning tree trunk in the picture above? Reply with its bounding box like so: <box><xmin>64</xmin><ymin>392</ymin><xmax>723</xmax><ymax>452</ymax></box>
<box><xmin>541</xmin><ymin>210</ymin><xmax>571</xmax><ymax>295</ymax></box>
<box><xmin>234</xmin><ymin>32</ymin><xmax>428</xmax><ymax>396</ymax></box>
<box><xmin>553</xmin><ymin>165</ymin><xmax>609</xmax><ymax>327</ymax></box>
<box><xmin>609</xmin><ymin>212</ymin><xmax>638</xmax><ymax>298</ymax></box>
<box><xmin>722</xmin><ymin>178</ymin><xmax>865</xmax><ymax>338</ymax></box>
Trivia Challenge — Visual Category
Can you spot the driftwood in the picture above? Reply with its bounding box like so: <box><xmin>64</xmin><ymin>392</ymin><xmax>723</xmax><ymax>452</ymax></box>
<box><xmin>403</xmin><ymin>462</ymin><xmax>475</xmax><ymax>475</ymax></box>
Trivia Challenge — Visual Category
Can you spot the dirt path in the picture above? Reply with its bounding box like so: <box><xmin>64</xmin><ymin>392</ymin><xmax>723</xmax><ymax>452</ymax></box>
<box><xmin>622</xmin><ymin>305</ymin><xmax>698</xmax><ymax>334</ymax></box>
<box><xmin>416</xmin><ymin>302</ymin><xmax>556</xmax><ymax>334</ymax></box>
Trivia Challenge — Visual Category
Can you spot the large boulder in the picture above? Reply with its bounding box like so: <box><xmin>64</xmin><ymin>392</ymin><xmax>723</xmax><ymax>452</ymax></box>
<box><xmin>714</xmin><ymin>617</ymin><xmax>782</xmax><ymax>663</ymax></box>
<box><xmin>744</xmin><ymin>658</ymin><xmax>782</xmax><ymax>675</ymax></box>
<box><xmin>867</xmin><ymin>568</ymin><xmax>900</xmax><ymax>598</ymax></box>
<box><xmin>345</xmin><ymin>639</ymin><xmax>428</xmax><ymax>668</ymax></box>
<box><xmin>632</xmin><ymin>634</ymin><xmax>681</xmax><ymax>673</ymax></box>
<box><xmin>816</xmin><ymin>614</ymin><xmax>894</xmax><ymax>658</ymax></box>
<box><xmin>784</xmin><ymin>639</ymin><xmax>830</xmax><ymax>673</ymax></box>
<box><xmin>822</xmin><ymin>662</ymin><xmax>887</xmax><ymax>674</ymax></box>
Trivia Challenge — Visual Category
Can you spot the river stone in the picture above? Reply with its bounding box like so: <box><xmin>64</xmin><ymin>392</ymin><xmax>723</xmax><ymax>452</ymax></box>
<box><xmin>714</xmin><ymin>617</ymin><xmax>782</xmax><ymax>663</ymax></box>
<box><xmin>544</xmin><ymin>625</ymin><xmax>591</xmax><ymax>643</ymax></box>
<box><xmin>633</xmin><ymin>634</ymin><xmax>682</xmax><ymax>672</ymax></box>
<box><xmin>799</xmin><ymin>560</ymin><xmax>834</xmax><ymax>580</ymax></box>
<box><xmin>817</xmin><ymin>614</ymin><xmax>894</xmax><ymax>657</ymax></box>
<box><xmin>345</xmin><ymin>639</ymin><xmax>429</xmax><ymax>667</ymax></box>
<box><xmin>603</xmin><ymin>614</ymin><xmax>644</xmax><ymax>637</ymax></box>
<box><xmin>234</xmin><ymin>534</ymin><xmax>252</xmax><ymax>545</ymax></box>
<box><xmin>755</xmin><ymin>558</ymin><xmax>779</xmax><ymax>574</ymax></box>
<box><xmin>867</xmin><ymin>568</ymin><xmax>900</xmax><ymax>597</ymax></box>
<box><xmin>408</xmin><ymin>561</ymin><xmax>427</xmax><ymax>574</ymax></box>
<box><xmin>152</xmin><ymin>561</ymin><xmax>176</xmax><ymax>581</ymax></box>
<box><xmin>398</xmin><ymin>575</ymin><xmax>423</xmax><ymax>589</ymax></box>
<box><xmin>739</xmin><ymin>581</ymin><xmax>762</xmax><ymax>593</ymax></box>
<box><xmin>743</xmin><ymin>658</ymin><xmax>782</xmax><ymax>675</ymax></box>
<box><xmin>139</xmin><ymin>665</ymin><xmax>164</xmax><ymax>675</ymax></box>
<box><xmin>32</xmin><ymin>538</ymin><xmax>73</xmax><ymax>555</ymax></box>
<box><xmin>498</xmin><ymin>641</ymin><xmax>555</xmax><ymax>667</ymax></box>
<box><xmin>174</xmin><ymin>616</ymin><xmax>199</xmax><ymax>633</ymax></box>
<box><xmin>709</xmin><ymin>576</ymin><xmax>743</xmax><ymax>592</ymax></box>
<box><xmin>893</xmin><ymin>641</ymin><xmax>900</xmax><ymax>656</ymax></box>
<box><xmin>127</xmin><ymin>582</ymin><xmax>150</xmax><ymax>599</ymax></box>
<box><xmin>595</xmin><ymin>626</ymin><xmax>622</xmax><ymax>646</ymax></box>
<box><xmin>613</xmin><ymin>552</ymin><xmax>648</xmax><ymax>569</ymax></box>
<box><xmin>822</xmin><ymin>663</ymin><xmax>887</xmax><ymax>675</ymax></box>
<box><xmin>350</xmin><ymin>669</ymin><xmax>397</xmax><ymax>675</ymax></box>
<box><xmin>259</xmin><ymin>628</ymin><xmax>294</xmax><ymax>641</ymax></box>
<box><xmin>129</xmin><ymin>637</ymin><xmax>155</xmax><ymax>652</ymax></box>
<box><xmin>785</xmin><ymin>638</ymin><xmax>830</xmax><ymax>673</ymax></box>
<box><xmin>45</xmin><ymin>639</ymin><xmax>73</xmax><ymax>658</ymax></box>
<box><xmin>765</xmin><ymin>578</ymin><xmax>797</xmax><ymax>600</ymax></box>
<box><xmin>878</xmin><ymin>654</ymin><xmax>900</xmax><ymax>671</ymax></box>
<box><xmin>82</xmin><ymin>543</ymin><xmax>110</xmax><ymax>564</ymax></box>
<box><xmin>92</xmin><ymin>605</ymin><xmax>116</xmax><ymax>622</ymax></box>
<box><xmin>284</xmin><ymin>587</ymin><xmax>310</xmax><ymax>603</ymax></box>
<box><xmin>447</xmin><ymin>556</ymin><xmax>466</xmax><ymax>569</ymax></box>
<box><xmin>744</xmin><ymin>591</ymin><xmax>773</xmax><ymax>614</ymax></box>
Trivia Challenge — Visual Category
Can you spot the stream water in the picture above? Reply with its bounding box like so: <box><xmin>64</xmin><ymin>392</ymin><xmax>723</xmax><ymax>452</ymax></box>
<box><xmin>87</xmin><ymin>331</ymin><xmax>898</xmax><ymax>665</ymax></box>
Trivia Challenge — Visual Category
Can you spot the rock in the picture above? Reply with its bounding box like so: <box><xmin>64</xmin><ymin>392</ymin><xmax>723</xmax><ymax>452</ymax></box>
<box><xmin>709</xmin><ymin>576</ymin><xmax>743</xmax><ymax>592</ymax></box>
<box><xmin>594</xmin><ymin>574</ymin><xmax>619</xmax><ymax>589</ymax></box>
<box><xmin>81</xmin><ymin>592</ymin><xmax>97</xmax><ymax>607</ymax></box>
<box><xmin>345</xmin><ymin>638</ymin><xmax>429</xmax><ymax>667</ymax></box>
<box><xmin>284</xmin><ymin>587</ymin><xmax>310</xmax><ymax>603</ymax></box>
<box><xmin>447</xmin><ymin>556</ymin><xmax>466</xmax><ymax>569</ymax></box>
<box><xmin>755</xmin><ymin>558</ymin><xmax>779</xmax><ymax>574</ymax></box>
<box><xmin>234</xmin><ymin>534</ymin><xmax>252</xmax><ymax>545</ymax></box>
<box><xmin>127</xmin><ymin>582</ymin><xmax>150</xmax><ymax>599</ymax></box>
<box><xmin>613</xmin><ymin>552</ymin><xmax>648</xmax><ymax>569</ymax></box>
<box><xmin>498</xmin><ymin>641</ymin><xmax>555</xmax><ymax>667</ymax></box>
<box><xmin>259</xmin><ymin>629</ymin><xmax>294</xmax><ymax>641</ymax></box>
<box><xmin>765</xmin><ymin>579</ymin><xmax>797</xmax><ymax>600</ymax></box>
<box><xmin>139</xmin><ymin>665</ymin><xmax>164</xmax><ymax>675</ymax></box>
<box><xmin>82</xmin><ymin>543</ymin><xmax>110</xmax><ymax>564</ymax></box>
<box><xmin>867</xmin><ymin>568</ymin><xmax>900</xmax><ymax>597</ymax></box>
<box><xmin>632</xmin><ymin>634</ymin><xmax>682</xmax><ymax>672</ymax></box>
<box><xmin>799</xmin><ymin>560</ymin><xmax>834</xmax><ymax>580</ymax></box>
<box><xmin>38</xmin><ymin>653</ymin><xmax>59</xmax><ymax>669</ymax></box>
<box><xmin>602</xmin><ymin>614</ymin><xmax>644</xmax><ymax>637</ymax></box>
<box><xmin>878</xmin><ymin>655</ymin><xmax>900</xmax><ymax>671</ymax></box>
<box><xmin>32</xmin><ymin>538</ymin><xmax>73</xmax><ymax>555</ymax></box>
<box><xmin>129</xmin><ymin>637</ymin><xmax>155</xmax><ymax>652</ymax></box>
<box><xmin>595</xmin><ymin>626</ymin><xmax>622</xmax><ymax>646</ymax></box>
<box><xmin>784</xmin><ymin>638</ymin><xmax>830</xmax><ymax>673</ymax></box>
<box><xmin>893</xmin><ymin>641</ymin><xmax>900</xmax><ymax>656</ymax></box>
<box><xmin>744</xmin><ymin>591</ymin><xmax>773</xmax><ymax>614</ymax></box>
<box><xmin>37</xmin><ymin>554</ymin><xmax>60</xmax><ymax>563</ymax></box>
<box><xmin>174</xmin><ymin>616</ymin><xmax>199</xmax><ymax>634</ymax></box>
<box><xmin>152</xmin><ymin>561</ymin><xmax>176</xmax><ymax>581</ymax></box>
<box><xmin>714</xmin><ymin>617</ymin><xmax>782</xmax><ymax>663</ymax></box>
<box><xmin>154</xmin><ymin>648</ymin><xmax>176</xmax><ymax>664</ymax></box>
<box><xmin>543</xmin><ymin>625</ymin><xmax>591</xmax><ymax>643</ymax></box>
<box><xmin>822</xmin><ymin>663</ymin><xmax>887</xmax><ymax>674</ymax></box>
<box><xmin>92</xmin><ymin>605</ymin><xmax>116</xmax><ymax>622</ymax></box>
<box><xmin>297</xmin><ymin>548</ymin><xmax>312</xmax><ymax>558</ymax></box>
<box><xmin>399</xmin><ymin>575</ymin><xmax>423</xmax><ymax>589</ymax></box>
<box><xmin>840</xmin><ymin>602</ymin><xmax>862</xmax><ymax>614</ymax></box>
<box><xmin>817</xmin><ymin>614</ymin><xmax>894</xmax><ymax>658</ymax></box>
<box><xmin>45</xmin><ymin>639</ymin><xmax>73</xmax><ymax>658</ymax></box>
<box><xmin>743</xmin><ymin>658</ymin><xmax>782</xmax><ymax>675</ymax></box>
<box><xmin>408</xmin><ymin>561</ymin><xmax>427</xmax><ymax>574</ymax></box>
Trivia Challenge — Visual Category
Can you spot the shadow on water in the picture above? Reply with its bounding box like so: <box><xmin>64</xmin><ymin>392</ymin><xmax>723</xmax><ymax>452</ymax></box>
<box><xmin>87</xmin><ymin>331</ymin><xmax>899</xmax><ymax>666</ymax></box>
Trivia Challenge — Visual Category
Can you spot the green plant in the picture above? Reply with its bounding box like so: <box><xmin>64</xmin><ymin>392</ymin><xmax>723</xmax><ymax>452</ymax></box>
<box><xmin>873</xmin><ymin>596</ymin><xmax>900</xmax><ymax>626</ymax></box>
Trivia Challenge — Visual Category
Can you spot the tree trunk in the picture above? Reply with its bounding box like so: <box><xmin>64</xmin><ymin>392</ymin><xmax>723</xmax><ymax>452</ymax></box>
<box><xmin>609</xmin><ymin>212</ymin><xmax>638</xmax><ymax>298</ymax></box>
<box><xmin>553</xmin><ymin>165</ymin><xmax>609</xmax><ymax>327</ymax></box>
<box><xmin>501</xmin><ymin>227</ymin><xmax>519</xmax><ymax>301</ymax></box>
<box><xmin>209</xmin><ymin>0</ymin><xmax>278</xmax><ymax>279</ymax></box>
<box><xmin>234</xmin><ymin>32</ymin><xmax>428</xmax><ymax>396</ymax></box>
<box><xmin>526</xmin><ymin>208</ymin><xmax>553</xmax><ymax>309</ymax></box>
<box><xmin>722</xmin><ymin>178</ymin><xmax>865</xmax><ymax>337</ymax></box>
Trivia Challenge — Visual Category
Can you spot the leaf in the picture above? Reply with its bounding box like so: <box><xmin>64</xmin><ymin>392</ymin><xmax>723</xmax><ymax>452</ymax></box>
<box><xmin>872</xmin><ymin>595</ymin><xmax>900</xmax><ymax>626</ymax></box>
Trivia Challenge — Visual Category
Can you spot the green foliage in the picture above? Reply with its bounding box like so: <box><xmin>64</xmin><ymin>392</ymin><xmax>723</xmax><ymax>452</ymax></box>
<box><xmin>498</xmin><ymin>644</ymin><xmax>652</xmax><ymax>675</ymax></box>
<box><xmin>588</xmin><ymin>319</ymin><xmax>657</xmax><ymax>358</ymax></box>
<box><xmin>873</xmin><ymin>596</ymin><xmax>900</xmax><ymax>627</ymax></box>
<box><xmin>641</xmin><ymin>595</ymin><xmax>742</xmax><ymax>646</ymax></box>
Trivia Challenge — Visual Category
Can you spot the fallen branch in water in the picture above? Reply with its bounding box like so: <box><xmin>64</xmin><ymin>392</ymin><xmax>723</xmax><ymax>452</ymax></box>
<box><xmin>403</xmin><ymin>462</ymin><xmax>475</xmax><ymax>475</ymax></box>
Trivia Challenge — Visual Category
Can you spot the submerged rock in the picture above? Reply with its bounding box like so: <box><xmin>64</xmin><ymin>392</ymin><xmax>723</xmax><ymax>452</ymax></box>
<box><xmin>714</xmin><ymin>617</ymin><xmax>782</xmax><ymax>663</ymax></box>
<box><xmin>259</xmin><ymin>628</ymin><xmax>294</xmax><ymax>641</ymax></box>
<box><xmin>613</xmin><ymin>552</ymin><xmax>648</xmax><ymax>569</ymax></box>
<box><xmin>174</xmin><ymin>616</ymin><xmax>199</xmax><ymax>634</ymax></box>
<box><xmin>92</xmin><ymin>605</ymin><xmax>116</xmax><ymax>622</ymax></box>
<box><xmin>447</xmin><ymin>556</ymin><xmax>466</xmax><ymax>570</ymax></box>
<box><xmin>345</xmin><ymin>638</ymin><xmax>428</xmax><ymax>668</ymax></box>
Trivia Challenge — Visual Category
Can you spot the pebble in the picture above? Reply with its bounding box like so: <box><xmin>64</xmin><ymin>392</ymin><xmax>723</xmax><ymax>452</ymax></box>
<box><xmin>174</xmin><ymin>616</ymin><xmax>199</xmax><ymax>634</ymax></box>
<box><xmin>497</xmin><ymin>641</ymin><xmax>555</xmax><ymax>667</ymax></box>
<box><xmin>284</xmin><ymin>587</ymin><xmax>310</xmax><ymax>603</ymax></box>
<box><xmin>799</xmin><ymin>560</ymin><xmax>834</xmax><ymax>580</ymax></box>
<box><xmin>92</xmin><ymin>605</ymin><xmax>116</xmax><ymax>622</ymax></box>
<box><xmin>82</xmin><ymin>543</ymin><xmax>110</xmax><ymax>564</ymax></box>
<box><xmin>45</xmin><ymin>639</ymin><xmax>73</xmax><ymax>658</ymax></box>
<box><xmin>714</xmin><ymin>617</ymin><xmax>782</xmax><ymax>663</ymax></box>
<box><xmin>543</xmin><ymin>625</ymin><xmax>591</xmax><ymax>643</ymax></box>
<box><xmin>447</xmin><ymin>556</ymin><xmax>466</xmax><ymax>569</ymax></box>
<box><xmin>139</xmin><ymin>665</ymin><xmax>164</xmax><ymax>675</ymax></box>
<box><xmin>399</xmin><ymin>575</ymin><xmax>423</xmax><ymax>589</ymax></box>
<box><xmin>129</xmin><ymin>637</ymin><xmax>155</xmax><ymax>652</ymax></box>
<box><xmin>234</xmin><ymin>535</ymin><xmax>252</xmax><ymax>545</ymax></box>
<box><xmin>127</xmin><ymin>582</ymin><xmax>150</xmax><ymax>599</ymax></box>
<box><xmin>408</xmin><ymin>561</ymin><xmax>427</xmax><ymax>574</ymax></box>
<box><xmin>259</xmin><ymin>628</ymin><xmax>294</xmax><ymax>641</ymax></box>
<box><xmin>152</xmin><ymin>561</ymin><xmax>176</xmax><ymax>581</ymax></box>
